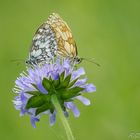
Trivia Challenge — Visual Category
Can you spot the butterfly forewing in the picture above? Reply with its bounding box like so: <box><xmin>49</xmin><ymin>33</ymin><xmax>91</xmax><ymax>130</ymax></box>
<box><xmin>29</xmin><ymin>23</ymin><xmax>58</xmax><ymax>65</ymax></box>
<box><xmin>47</xmin><ymin>13</ymin><xmax>78</xmax><ymax>58</ymax></box>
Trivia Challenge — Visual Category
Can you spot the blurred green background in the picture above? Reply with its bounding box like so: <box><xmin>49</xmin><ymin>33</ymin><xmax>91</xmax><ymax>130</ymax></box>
<box><xmin>0</xmin><ymin>0</ymin><xmax>140</xmax><ymax>140</ymax></box>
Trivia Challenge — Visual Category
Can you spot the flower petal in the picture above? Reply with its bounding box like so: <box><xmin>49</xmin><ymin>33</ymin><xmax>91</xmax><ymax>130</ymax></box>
<box><xmin>76</xmin><ymin>96</ymin><xmax>90</xmax><ymax>106</ymax></box>
<box><xmin>52</xmin><ymin>72</ymin><xmax>59</xmax><ymax>80</ymax></box>
<box><xmin>65</xmin><ymin>102</ymin><xmax>80</xmax><ymax>117</ymax></box>
<box><xmin>72</xmin><ymin>68</ymin><xmax>85</xmax><ymax>80</ymax></box>
<box><xmin>49</xmin><ymin>112</ymin><xmax>56</xmax><ymax>126</ymax></box>
<box><xmin>13</xmin><ymin>100</ymin><xmax>22</xmax><ymax>110</ymax></box>
<box><xmin>20</xmin><ymin>108</ymin><xmax>26</xmax><ymax>116</ymax></box>
<box><xmin>63</xmin><ymin>59</ymin><xmax>70</xmax><ymax>69</ymax></box>
<box><xmin>84</xmin><ymin>84</ymin><xmax>96</xmax><ymax>92</ymax></box>
<box><xmin>30</xmin><ymin>117</ymin><xmax>39</xmax><ymax>128</ymax></box>
<box><xmin>37</xmin><ymin>82</ymin><xmax>48</xmax><ymax>94</ymax></box>
<box><xmin>74</xmin><ymin>78</ymin><xmax>87</xmax><ymax>86</ymax></box>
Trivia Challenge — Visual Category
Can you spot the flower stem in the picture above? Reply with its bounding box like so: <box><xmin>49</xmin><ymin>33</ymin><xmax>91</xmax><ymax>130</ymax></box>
<box><xmin>51</xmin><ymin>94</ymin><xmax>75</xmax><ymax>140</ymax></box>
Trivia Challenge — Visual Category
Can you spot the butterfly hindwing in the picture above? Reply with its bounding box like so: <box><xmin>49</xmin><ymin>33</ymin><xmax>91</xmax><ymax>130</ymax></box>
<box><xmin>29</xmin><ymin>23</ymin><xmax>57</xmax><ymax>64</ymax></box>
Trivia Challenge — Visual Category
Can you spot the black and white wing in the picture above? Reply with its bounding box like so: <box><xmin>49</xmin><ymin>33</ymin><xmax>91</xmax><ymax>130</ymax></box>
<box><xmin>26</xmin><ymin>23</ymin><xmax>58</xmax><ymax>65</ymax></box>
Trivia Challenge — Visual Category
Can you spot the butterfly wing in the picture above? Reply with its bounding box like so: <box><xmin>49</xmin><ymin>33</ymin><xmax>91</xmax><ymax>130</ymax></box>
<box><xmin>47</xmin><ymin>13</ymin><xmax>78</xmax><ymax>59</ymax></box>
<box><xmin>28</xmin><ymin>23</ymin><xmax>58</xmax><ymax>65</ymax></box>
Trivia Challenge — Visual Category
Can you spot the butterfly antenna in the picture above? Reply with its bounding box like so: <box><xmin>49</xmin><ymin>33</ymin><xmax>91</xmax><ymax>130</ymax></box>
<box><xmin>81</xmin><ymin>58</ymin><xmax>100</xmax><ymax>67</ymax></box>
<box><xmin>11</xmin><ymin>59</ymin><xmax>25</xmax><ymax>66</ymax></box>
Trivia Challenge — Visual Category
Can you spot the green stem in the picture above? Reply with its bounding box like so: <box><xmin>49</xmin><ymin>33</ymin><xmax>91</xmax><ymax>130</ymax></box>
<box><xmin>51</xmin><ymin>94</ymin><xmax>75</xmax><ymax>140</ymax></box>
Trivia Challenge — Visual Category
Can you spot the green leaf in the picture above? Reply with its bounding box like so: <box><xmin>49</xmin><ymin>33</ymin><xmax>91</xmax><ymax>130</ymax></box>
<box><xmin>42</xmin><ymin>78</ymin><xmax>51</xmax><ymax>91</ymax></box>
<box><xmin>59</xmin><ymin>71</ymin><xmax>65</xmax><ymax>82</ymax></box>
<box><xmin>44</xmin><ymin>94</ymin><xmax>51</xmax><ymax>102</ymax></box>
<box><xmin>62</xmin><ymin>92</ymin><xmax>81</xmax><ymax>100</ymax></box>
<box><xmin>26</xmin><ymin>91</ymin><xmax>41</xmax><ymax>96</ymax></box>
<box><xmin>53</xmin><ymin>79</ymin><xmax>60</xmax><ymax>88</ymax></box>
<box><xmin>61</xmin><ymin>87</ymin><xmax>84</xmax><ymax>100</ymax></box>
<box><xmin>68</xmin><ymin>78</ymin><xmax>78</xmax><ymax>88</ymax></box>
<box><xmin>62</xmin><ymin>74</ymin><xmax>71</xmax><ymax>87</ymax></box>
<box><xmin>49</xmin><ymin>104</ymin><xmax>55</xmax><ymax>113</ymax></box>
<box><xmin>68</xmin><ymin>86</ymin><xmax>84</xmax><ymax>94</ymax></box>
<box><xmin>58</xmin><ymin>74</ymin><xmax>71</xmax><ymax>89</ymax></box>
<box><xmin>57</xmin><ymin>88</ymin><xmax>66</xmax><ymax>95</ymax></box>
<box><xmin>49</xmin><ymin>76</ymin><xmax>53</xmax><ymax>82</ymax></box>
<box><xmin>35</xmin><ymin>103</ymin><xmax>50</xmax><ymax>116</ymax></box>
<box><xmin>26</xmin><ymin>95</ymin><xmax>45</xmax><ymax>109</ymax></box>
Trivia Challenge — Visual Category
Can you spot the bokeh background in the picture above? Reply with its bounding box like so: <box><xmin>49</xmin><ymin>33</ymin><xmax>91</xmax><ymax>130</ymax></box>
<box><xmin>0</xmin><ymin>0</ymin><xmax>140</xmax><ymax>140</ymax></box>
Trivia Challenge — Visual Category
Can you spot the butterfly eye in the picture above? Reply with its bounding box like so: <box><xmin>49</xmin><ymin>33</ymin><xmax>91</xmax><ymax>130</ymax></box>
<box><xmin>25</xmin><ymin>60</ymin><xmax>30</xmax><ymax>65</ymax></box>
<box><xmin>74</xmin><ymin>57</ymin><xmax>82</xmax><ymax>64</ymax></box>
<box><xmin>77</xmin><ymin>58</ymin><xmax>82</xmax><ymax>64</ymax></box>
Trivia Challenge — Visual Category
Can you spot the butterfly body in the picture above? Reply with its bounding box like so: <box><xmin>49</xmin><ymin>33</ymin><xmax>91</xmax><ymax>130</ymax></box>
<box><xmin>26</xmin><ymin>13</ymin><xmax>81</xmax><ymax>66</ymax></box>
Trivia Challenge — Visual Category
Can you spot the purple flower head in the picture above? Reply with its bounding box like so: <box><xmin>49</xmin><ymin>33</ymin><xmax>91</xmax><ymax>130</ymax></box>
<box><xmin>13</xmin><ymin>59</ymin><xmax>96</xmax><ymax>128</ymax></box>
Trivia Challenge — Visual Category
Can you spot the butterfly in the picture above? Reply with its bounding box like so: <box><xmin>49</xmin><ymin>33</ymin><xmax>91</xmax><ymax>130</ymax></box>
<box><xmin>26</xmin><ymin>13</ymin><xmax>81</xmax><ymax>66</ymax></box>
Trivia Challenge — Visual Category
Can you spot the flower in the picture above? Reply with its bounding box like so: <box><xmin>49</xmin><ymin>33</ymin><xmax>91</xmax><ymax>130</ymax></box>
<box><xmin>13</xmin><ymin>59</ymin><xmax>96</xmax><ymax>128</ymax></box>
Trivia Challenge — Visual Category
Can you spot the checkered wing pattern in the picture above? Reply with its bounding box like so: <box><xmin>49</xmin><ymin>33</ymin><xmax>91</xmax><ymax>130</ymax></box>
<box><xmin>27</xmin><ymin>23</ymin><xmax>57</xmax><ymax>65</ymax></box>
<box><xmin>47</xmin><ymin>13</ymin><xmax>78</xmax><ymax>58</ymax></box>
